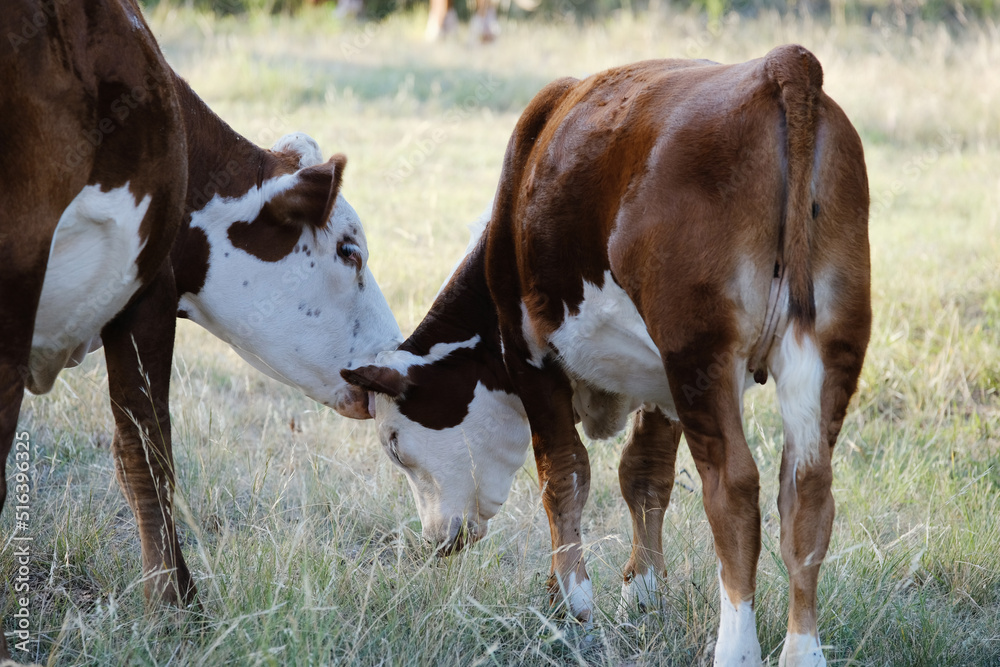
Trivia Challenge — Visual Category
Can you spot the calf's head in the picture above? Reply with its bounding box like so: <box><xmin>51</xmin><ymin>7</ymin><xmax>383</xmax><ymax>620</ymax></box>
<box><xmin>178</xmin><ymin>133</ymin><xmax>401</xmax><ymax>418</ymax></box>
<box><xmin>342</xmin><ymin>337</ymin><xmax>530</xmax><ymax>553</ymax></box>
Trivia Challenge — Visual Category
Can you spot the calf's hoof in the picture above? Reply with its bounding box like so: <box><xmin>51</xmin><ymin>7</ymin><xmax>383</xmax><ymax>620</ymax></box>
<box><xmin>778</xmin><ymin>633</ymin><xmax>826</xmax><ymax>667</ymax></box>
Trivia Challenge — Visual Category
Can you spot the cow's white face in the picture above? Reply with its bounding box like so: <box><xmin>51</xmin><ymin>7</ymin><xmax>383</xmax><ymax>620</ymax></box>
<box><xmin>178</xmin><ymin>134</ymin><xmax>401</xmax><ymax>418</ymax></box>
<box><xmin>343</xmin><ymin>340</ymin><xmax>531</xmax><ymax>553</ymax></box>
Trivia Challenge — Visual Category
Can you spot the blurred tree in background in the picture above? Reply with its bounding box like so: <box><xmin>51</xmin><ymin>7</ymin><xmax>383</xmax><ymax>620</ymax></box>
<box><xmin>140</xmin><ymin>0</ymin><xmax>997</xmax><ymax>27</ymax></box>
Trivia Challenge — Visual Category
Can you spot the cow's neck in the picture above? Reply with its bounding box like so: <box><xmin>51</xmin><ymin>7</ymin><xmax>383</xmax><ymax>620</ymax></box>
<box><xmin>169</xmin><ymin>72</ymin><xmax>282</xmax><ymax>297</ymax></box>
<box><xmin>172</xmin><ymin>72</ymin><xmax>276</xmax><ymax>207</ymax></box>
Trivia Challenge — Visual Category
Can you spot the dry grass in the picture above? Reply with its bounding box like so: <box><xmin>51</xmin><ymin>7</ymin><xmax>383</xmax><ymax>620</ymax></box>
<box><xmin>5</xmin><ymin>6</ymin><xmax>999</xmax><ymax>665</ymax></box>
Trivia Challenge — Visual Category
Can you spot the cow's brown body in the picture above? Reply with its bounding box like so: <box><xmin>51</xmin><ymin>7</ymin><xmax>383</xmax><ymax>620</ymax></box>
<box><xmin>1</xmin><ymin>1</ymin><xmax>398</xmax><ymax>657</ymax></box>
<box><xmin>346</xmin><ymin>46</ymin><xmax>871</xmax><ymax>664</ymax></box>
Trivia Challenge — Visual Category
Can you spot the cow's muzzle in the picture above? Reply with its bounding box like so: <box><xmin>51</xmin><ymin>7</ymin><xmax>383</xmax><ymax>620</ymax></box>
<box><xmin>431</xmin><ymin>516</ymin><xmax>484</xmax><ymax>556</ymax></box>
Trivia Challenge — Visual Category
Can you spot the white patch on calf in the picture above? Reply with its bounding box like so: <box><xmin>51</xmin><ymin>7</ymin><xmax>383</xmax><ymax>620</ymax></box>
<box><xmin>374</xmin><ymin>336</ymin><xmax>481</xmax><ymax>375</ymax></box>
<box><xmin>771</xmin><ymin>329</ymin><xmax>825</xmax><ymax>466</ymax></box>
<box><xmin>374</xmin><ymin>381</ymin><xmax>531</xmax><ymax>545</ymax></box>
<box><xmin>271</xmin><ymin>132</ymin><xmax>323</xmax><ymax>168</ymax></box>
<box><xmin>548</xmin><ymin>270</ymin><xmax>676</xmax><ymax>425</ymax></box>
<box><xmin>779</xmin><ymin>632</ymin><xmax>825</xmax><ymax>667</ymax></box>
<box><xmin>715</xmin><ymin>565</ymin><xmax>762</xmax><ymax>666</ymax></box>
<box><xmin>29</xmin><ymin>183</ymin><xmax>150</xmax><ymax>394</ymax></box>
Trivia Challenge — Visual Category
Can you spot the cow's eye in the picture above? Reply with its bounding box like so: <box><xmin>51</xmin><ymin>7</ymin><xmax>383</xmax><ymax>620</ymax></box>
<box><xmin>337</xmin><ymin>240</ymin><xmax>362</xmax><ymax>270</ymax></box>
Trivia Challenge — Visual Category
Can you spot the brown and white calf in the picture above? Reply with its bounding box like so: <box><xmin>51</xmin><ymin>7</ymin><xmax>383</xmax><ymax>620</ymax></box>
<box><xmin>344</xmin><ymin>46</ymin><xmax>871</xmax><ymax>666</ymax></box>
<box><xmin>0</xmin><ymin>0</ymin><xmax>397</xmax><ymax>656</ymax></box>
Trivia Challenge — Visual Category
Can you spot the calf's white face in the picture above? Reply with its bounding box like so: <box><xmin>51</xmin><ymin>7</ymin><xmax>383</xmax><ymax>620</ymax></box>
<box><xmin>179</xmin><ymin>134</ymin><xmax>401</xmax><ymax>418</ymax></box>
<box><xmin>343</xmin><ymin>341</ymin><xmax>531</xmax><ymax>552</ymax></box>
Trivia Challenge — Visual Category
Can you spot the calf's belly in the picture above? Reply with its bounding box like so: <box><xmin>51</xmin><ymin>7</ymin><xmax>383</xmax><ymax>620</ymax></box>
<box><xmin>28</xmin><ymin>183</ymin><xmax>151</xmax><ymax>394</ymax></box>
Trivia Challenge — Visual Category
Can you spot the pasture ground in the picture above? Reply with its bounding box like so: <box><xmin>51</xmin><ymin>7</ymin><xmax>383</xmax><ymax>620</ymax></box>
<box><xmin>6</xmin><ymin>6</ymin><xmax>1000</xmax><ymax>665</ymax></box>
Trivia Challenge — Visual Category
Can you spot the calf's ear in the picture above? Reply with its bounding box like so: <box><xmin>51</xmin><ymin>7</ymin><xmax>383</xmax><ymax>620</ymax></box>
<box><xmin>341</xmin><ymin>365</ymin><xmax>410</xmax><ymax>398</ymax></box>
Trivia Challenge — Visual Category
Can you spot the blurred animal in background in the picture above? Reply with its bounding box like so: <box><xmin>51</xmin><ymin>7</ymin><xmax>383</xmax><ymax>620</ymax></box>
<box><xmin>307</xmin><ymin>0</ymin><xmax>540</xmax><ymax>42</ymax></box>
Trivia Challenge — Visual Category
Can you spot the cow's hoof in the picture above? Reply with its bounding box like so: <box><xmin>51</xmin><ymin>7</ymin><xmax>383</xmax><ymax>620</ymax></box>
<box><xmin>615</xmin><ymin>569</ymin><xmax>659</xmax><ymax>622</ymax></box>
<box><xmin>778</xmin><ymin>633</ymin><xmax>826</xmax><ymax>667</ymax></box>
<box><xmin>548</xmin><ymin>571</ymin><xmax>594</xmax><ymax>625</ymax></box>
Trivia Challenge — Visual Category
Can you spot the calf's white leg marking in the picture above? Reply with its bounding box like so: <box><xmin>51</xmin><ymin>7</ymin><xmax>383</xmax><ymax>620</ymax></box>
<box><xmin>779</xmin><ymin>632</ymin><xmax>825</xmax><ymax>667</ymax></box>
<box><xmin>562</xmin><ymin>571</ymin><xmax>594</xmax><ymax>624</ymax></box>
<box><xmin>714</xmin><ymin>565</ymin><xmax>762</xmax><ymax>666</ymax></box>
<box><xmin>772</xmin><ymin>330</ymin><xmax>827</xmax><ymax>666</ymax></box>
<box><xmin>772</xmin><ymin>329</ymin><xmax>825</xmax><ymax>466</ymax></box>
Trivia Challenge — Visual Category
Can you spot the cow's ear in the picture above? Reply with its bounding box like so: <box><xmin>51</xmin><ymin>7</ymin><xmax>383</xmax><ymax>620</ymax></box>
<box><xmin>264</xmin><ymin>154</ymin><xmax>346</xmax><ymax>229</ymax></box>
<box><xmin>317</xmin><ymin>153</ymin><xmax>347</xmax><ymax>227</ymax></box>
<box><xmin>341</xmin><ymin>365</ymin><xmax>409</xmax><ymax>398</ymax></box>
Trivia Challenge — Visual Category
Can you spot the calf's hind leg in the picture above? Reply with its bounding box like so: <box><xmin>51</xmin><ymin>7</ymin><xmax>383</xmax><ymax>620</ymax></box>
<box><xmin>772</xmin><ymin>325</ymin><xmax>867</xmax><ymax>667</ymax></box>
<box><xmin>617</xmin><ymin>407</ymin><xmax>683</xmax><ymax>618</ymax></box>
<box><xmin>663</xmin><ymin>339</ymin><xmax>762</xmax><ymax>666</ymax></box>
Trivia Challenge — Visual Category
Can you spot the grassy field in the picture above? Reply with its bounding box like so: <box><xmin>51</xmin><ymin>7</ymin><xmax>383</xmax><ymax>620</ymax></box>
<box><xmin>5</xmin><ymin>6</ymin><xmax>1000</xmax><ymax>665</ymax></box>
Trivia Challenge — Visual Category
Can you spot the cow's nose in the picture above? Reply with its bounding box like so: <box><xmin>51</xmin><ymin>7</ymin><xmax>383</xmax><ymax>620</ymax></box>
<box><xmin>429</xmin><ymin>517</ymin><xmax>484</xmax><ymax>556</ymax></box>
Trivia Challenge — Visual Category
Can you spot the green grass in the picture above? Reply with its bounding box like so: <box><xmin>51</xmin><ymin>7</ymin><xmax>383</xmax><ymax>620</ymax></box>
<box><xmin>6</xmin><ymin>6</ymin><xmax>1000</xmax><ymax>665</ymax></box>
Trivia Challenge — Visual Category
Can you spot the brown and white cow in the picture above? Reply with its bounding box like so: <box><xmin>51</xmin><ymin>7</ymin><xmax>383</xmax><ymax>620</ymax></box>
<box><xmin>343</xmin><ymin>46</ymin><xmax>871</xmax><ymax>665</ymax></box>
<box><xmin>0</xmin><ymin>0</ymin><xmax>397</xmax><ymax>656</ymax></box>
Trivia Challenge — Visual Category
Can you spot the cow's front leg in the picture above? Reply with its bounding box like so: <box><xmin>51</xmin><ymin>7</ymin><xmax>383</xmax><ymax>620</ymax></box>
<box><xmin>507</xmin><ymin>357</ymin><xmax>593</xmax><ymax>623</ymax></box>
<box><xmin>617</xmin><ymin>407</ymin><xmax>683</xmax><ymax>619</ymax></box>
<box><xmin>102</xmin><ymin>266</ymin><xmax>195</xmax><ymax>606</ymax></box>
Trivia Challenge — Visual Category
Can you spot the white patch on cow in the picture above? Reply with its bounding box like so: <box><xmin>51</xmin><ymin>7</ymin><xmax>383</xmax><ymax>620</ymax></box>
<box><xmin>547</xmin><ymin>270</ymin><xmax>676</xmax><ymax>426</ymax></box>
<box><xmin>728</xmin><ymin>256</ymin><xmax>771</xmax><ymax>346</ymax></box>
<box><xmin>771</xmin><ymin>328</ymin><xmax>825</xmax><ymax>467</ymax></box>
<box><xmin>374</xmin><ymin>336</ymin><xmax>481</xmax><ymax>375</ymax></box>
<box><xmin>271</xmin><ymin>132</ymin><xmax>323</xmax><ymax>168</ymax></box>
<box><xmin>179</xmin><ymin>170</ymin><xmax>401</xmax><ymax>414</ymax></box>
<box><xmin>714</xmin><ymin>566</ymin><xmax>762</xmax><ymax>666</ymax></box>
<box><xmin>563</xmin><ymin>571</ymin><xmax>595</xmax><ymax>623</ymax></box>
<box><xmin>617</xmin><ymin>569</ymin><xmax>657</xmax><ymax>621</ymax></box>
<box><xmin>373</xmin><ymin>381</ymin><xmax>531</xmax><ymax>547</ymax></box>
<box><xmin>779</xmin><ymin>632</ymin><xmax>825</xmax><ymax>667</ymax></box>
<box><xmin>28</xmin><ymin>184</ymin><xmax>150</xmax><ymax>394</ymax></box>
